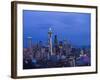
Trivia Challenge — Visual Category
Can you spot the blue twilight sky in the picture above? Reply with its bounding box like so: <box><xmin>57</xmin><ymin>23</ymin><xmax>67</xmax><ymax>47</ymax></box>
<box><xmin>23</xmin><ymin>10</ymin><xmax>91</xmax><ymax>48</ymax></box>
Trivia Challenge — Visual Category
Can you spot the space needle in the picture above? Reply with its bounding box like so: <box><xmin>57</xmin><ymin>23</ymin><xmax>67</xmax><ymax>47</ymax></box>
<box><xmin>48</xmin><ymin>27</ymin><xmax>53</xmax><ymax>56</ymax></box>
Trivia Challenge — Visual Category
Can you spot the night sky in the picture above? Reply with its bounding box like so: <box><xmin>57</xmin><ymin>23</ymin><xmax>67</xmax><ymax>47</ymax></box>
<box><xmin>23</xmin><ymin>10</ymin><xmax>91</xmax><ymax>48</ymax></box>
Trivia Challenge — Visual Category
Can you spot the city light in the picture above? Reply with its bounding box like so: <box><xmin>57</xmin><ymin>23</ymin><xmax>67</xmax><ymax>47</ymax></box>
<box><xmin>23</xmin><ymin>28</ymin><xmax>91</xmax><ymax>69</ymax></box>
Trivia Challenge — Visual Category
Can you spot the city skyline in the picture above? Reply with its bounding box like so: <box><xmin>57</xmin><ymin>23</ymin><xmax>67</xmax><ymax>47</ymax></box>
<box><xmin>23</xmin><ymin>10</ymin><xmax>91</xmax><ymax>48</ymax></box>
<box><xmin>23</xmin><ymin>10</ymin><xmax>91</xmax><ymax>69</ymax></box>
<box><xmin>23</xmin><ymin>27</ymin><xmax>91</xmax><ymax>69</ymax></box>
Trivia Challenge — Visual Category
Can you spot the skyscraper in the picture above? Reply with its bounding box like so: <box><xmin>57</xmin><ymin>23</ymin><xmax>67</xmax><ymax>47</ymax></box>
<box><xmin>27</xmin><ymin>36</ymin><xmax>32</xmax><ymax>49</ymax></box>
<box><xmin>54</xmin><ymin>35</ymin><xmax>58</xmax><ymax>55</ymax></box>
<box><xmin>54</xmin><ymin>35</ymin><xmax>58</xmax><ymax>46</ymax></box>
